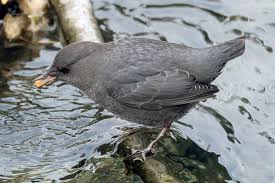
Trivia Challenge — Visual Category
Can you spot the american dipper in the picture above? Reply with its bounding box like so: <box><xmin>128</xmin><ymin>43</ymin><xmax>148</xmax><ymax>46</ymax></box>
<box><xmin>34</xmin><ymin>37</ymin><xmax>245</xmax><ymax>157</ymax></box>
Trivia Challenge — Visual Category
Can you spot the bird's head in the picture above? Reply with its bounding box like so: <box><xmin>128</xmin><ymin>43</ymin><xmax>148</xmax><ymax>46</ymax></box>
<box><xmin>33</xmin><ymin>41</ymin><xmax>98</xmax><ymax>88</ymax></box>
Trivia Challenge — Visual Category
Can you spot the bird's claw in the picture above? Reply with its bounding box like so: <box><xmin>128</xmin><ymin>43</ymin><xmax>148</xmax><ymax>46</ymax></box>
<box><xmin>144</xmin><ymin>147</ymin><xmax>155</xmax><ymax>156</ymax></box>
<box><xmin>123</xmin><ymin>148</ymin><xmax>156</xmax><ymax>162</ymax></box>
<box><xmin>141</xmin><ymin>147</ymin><xmax>155</xmax><ymax>161</ymax></box>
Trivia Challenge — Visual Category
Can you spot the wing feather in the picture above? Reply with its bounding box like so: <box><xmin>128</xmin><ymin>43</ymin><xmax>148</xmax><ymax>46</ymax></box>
<box><xmin>106</xmin><ymin>68</ymin><xmax>219</xmax><ymax>110</ymax></box>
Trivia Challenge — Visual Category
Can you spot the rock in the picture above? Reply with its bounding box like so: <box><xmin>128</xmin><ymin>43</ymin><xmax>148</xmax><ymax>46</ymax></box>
<box><xmin>3</xmin><ymin>13</ymin><xmax>29</xmax><ymax>40</ymax></box>
<box><xmin>19</xmin><ymin>0</ymin><xmax>48</xmax><ymax>16</ymax></box>
<box><xmin>1</xmin><ymin>0</ymin><xmax>8</xmax><ymax>5</ymax></box>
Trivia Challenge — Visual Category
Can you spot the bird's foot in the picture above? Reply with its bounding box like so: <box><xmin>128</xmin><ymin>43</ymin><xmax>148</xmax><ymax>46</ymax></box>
<box><xmin>142</xmin><ymin>147</ymin><xmax>155</xmax><ymax>160</ymax></box>
<box><xmin>144</xmin><ymin>147</ymin><xmax>155</xmax><ymax>156</ymax></box>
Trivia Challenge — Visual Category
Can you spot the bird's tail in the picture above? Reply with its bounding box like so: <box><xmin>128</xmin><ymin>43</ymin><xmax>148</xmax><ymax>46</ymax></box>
<box><xmin>214</xmin><ymin>36</ymin><xmax>246</xmax><ymax>62</ymax></box>
<box><xmin>197</xmin><ymin>36</ymin><xmax>245</xmax><ymax>83</ymax></box>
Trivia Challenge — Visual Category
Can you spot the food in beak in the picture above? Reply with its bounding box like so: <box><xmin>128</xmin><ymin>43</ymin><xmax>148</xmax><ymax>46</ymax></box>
<box><xmin>34</xmin><ymin>75</ymin><xmax>56</xmax><ymax>88</ymax></box>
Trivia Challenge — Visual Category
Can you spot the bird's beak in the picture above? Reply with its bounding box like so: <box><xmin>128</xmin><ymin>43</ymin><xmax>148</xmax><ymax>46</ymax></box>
<box><xmin>33</xmin><ymin>74</ymin><xmax>56</xmax><ymax>88</ymax></box>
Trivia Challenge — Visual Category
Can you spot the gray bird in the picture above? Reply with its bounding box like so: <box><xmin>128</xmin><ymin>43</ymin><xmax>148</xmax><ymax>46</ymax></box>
<box><xmin>34</xmin><ymin>37</ymin><xmax>245</xmax><ymax>157</ymax></box>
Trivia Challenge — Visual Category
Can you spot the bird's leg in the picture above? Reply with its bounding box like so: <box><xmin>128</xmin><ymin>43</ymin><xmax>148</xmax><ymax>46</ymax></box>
<box><xmin>143</xmin><ymin>121</ymin><xmax>171</xmax><ymax>158</ymax></box>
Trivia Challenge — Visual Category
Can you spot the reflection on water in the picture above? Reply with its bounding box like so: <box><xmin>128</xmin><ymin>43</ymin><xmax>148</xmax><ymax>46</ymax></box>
<box><xmin>1</xmin><ymin>0</ymin><xmax>275</xmax><ymax>183</ymax></box>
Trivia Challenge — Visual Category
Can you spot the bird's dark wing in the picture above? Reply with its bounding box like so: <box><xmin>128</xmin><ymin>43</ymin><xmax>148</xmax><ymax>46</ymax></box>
<box><xmin>106</xmin><ymin>67</ymin><xmax>219</xmax><ymax>109</ymax></box>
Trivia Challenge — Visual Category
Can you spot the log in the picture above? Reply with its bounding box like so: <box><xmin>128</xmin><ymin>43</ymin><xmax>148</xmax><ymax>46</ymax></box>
<box><xmin>49</xmin><ymin>0</ymin><xmax>103</xmax><ymax>43</ymax></box>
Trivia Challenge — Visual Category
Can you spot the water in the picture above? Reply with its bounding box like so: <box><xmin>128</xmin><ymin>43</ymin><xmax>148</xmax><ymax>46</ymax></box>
<box><xmin>1</xmin><ymin>0</ymin><xmax>275</xmax><ymax>182</ymax></box>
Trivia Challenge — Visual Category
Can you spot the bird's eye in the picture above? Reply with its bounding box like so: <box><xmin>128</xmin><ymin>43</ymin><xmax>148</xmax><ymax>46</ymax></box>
<box><xmin>59</xmin><ymin>67</ymin><xmax>70</xmax><ymax>74</ymax></box>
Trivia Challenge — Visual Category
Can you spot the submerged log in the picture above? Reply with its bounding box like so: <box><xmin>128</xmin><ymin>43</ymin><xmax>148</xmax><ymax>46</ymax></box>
<box><xmin>49</xmin><ymin>0</ymin><xmax>179</xmax><ymax>182</ymax></box>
